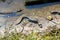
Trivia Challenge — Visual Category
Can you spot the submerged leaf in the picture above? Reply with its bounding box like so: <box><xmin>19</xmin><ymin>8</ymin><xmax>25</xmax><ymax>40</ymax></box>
<box><xmin>0</xmin><ymin>0</ymin><xmax>6</xmax><ymax>2</ymax></box>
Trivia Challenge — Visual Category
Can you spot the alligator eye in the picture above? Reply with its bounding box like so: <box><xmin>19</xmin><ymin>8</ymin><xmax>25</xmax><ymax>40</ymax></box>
<box><xmin>51</xmin><ymin>12</ymin><xmax>60</xmax><ymax>15</ymax></box>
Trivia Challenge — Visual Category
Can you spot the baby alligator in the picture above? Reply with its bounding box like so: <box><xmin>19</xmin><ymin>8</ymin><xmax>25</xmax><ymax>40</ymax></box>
<box><xmin>16</xmin><ymin>17</ymin><xmax>43</xmax><ymax>28</ymax></box>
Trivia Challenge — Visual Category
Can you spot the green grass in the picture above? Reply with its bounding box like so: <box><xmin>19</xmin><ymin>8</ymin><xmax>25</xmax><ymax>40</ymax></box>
<box><xmin>0</xmin><ymin>29</ymin><xmax>60</xmax><ymax>40</ymax></box>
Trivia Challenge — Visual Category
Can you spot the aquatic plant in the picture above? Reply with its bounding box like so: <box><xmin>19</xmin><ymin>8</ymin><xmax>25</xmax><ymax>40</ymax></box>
<box><xmin>0</xmin><ymin>28</ymin><xmax>60</xmax><ymax>40</ymax></box>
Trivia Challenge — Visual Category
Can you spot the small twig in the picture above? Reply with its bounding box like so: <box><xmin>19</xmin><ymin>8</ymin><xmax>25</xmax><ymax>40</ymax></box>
<box><xmin>16</xmin><ymin>17</ymin><xmax>38</xmax><ymax>25</ymax></box>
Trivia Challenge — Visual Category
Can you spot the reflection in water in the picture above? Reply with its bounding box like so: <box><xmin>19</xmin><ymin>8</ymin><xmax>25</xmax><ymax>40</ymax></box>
<box><xmin>0</xmin><ymin>12</ymin><xmax>24</xmax><ymax>18</ymax></box>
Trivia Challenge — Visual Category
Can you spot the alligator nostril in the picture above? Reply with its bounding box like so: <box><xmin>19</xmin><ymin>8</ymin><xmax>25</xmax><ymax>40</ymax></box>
<box><xmin>0</xmin><ymin>26</ymin><xmax>1</xmax><ymax>27</ymax></box>
<box><xmin>58</xmin><ymin>13</ymin><xmax>60</xmax><ymax>15</ymax></box>
<box><xmin>17</xmin><ymin>9</ymin><xmax>24</xmax><ymax>12</ymax></box>
<box><xmin>38</xmin><ymin>24</ymin><xmax>43</xmax><ymax>28</ymax></box>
